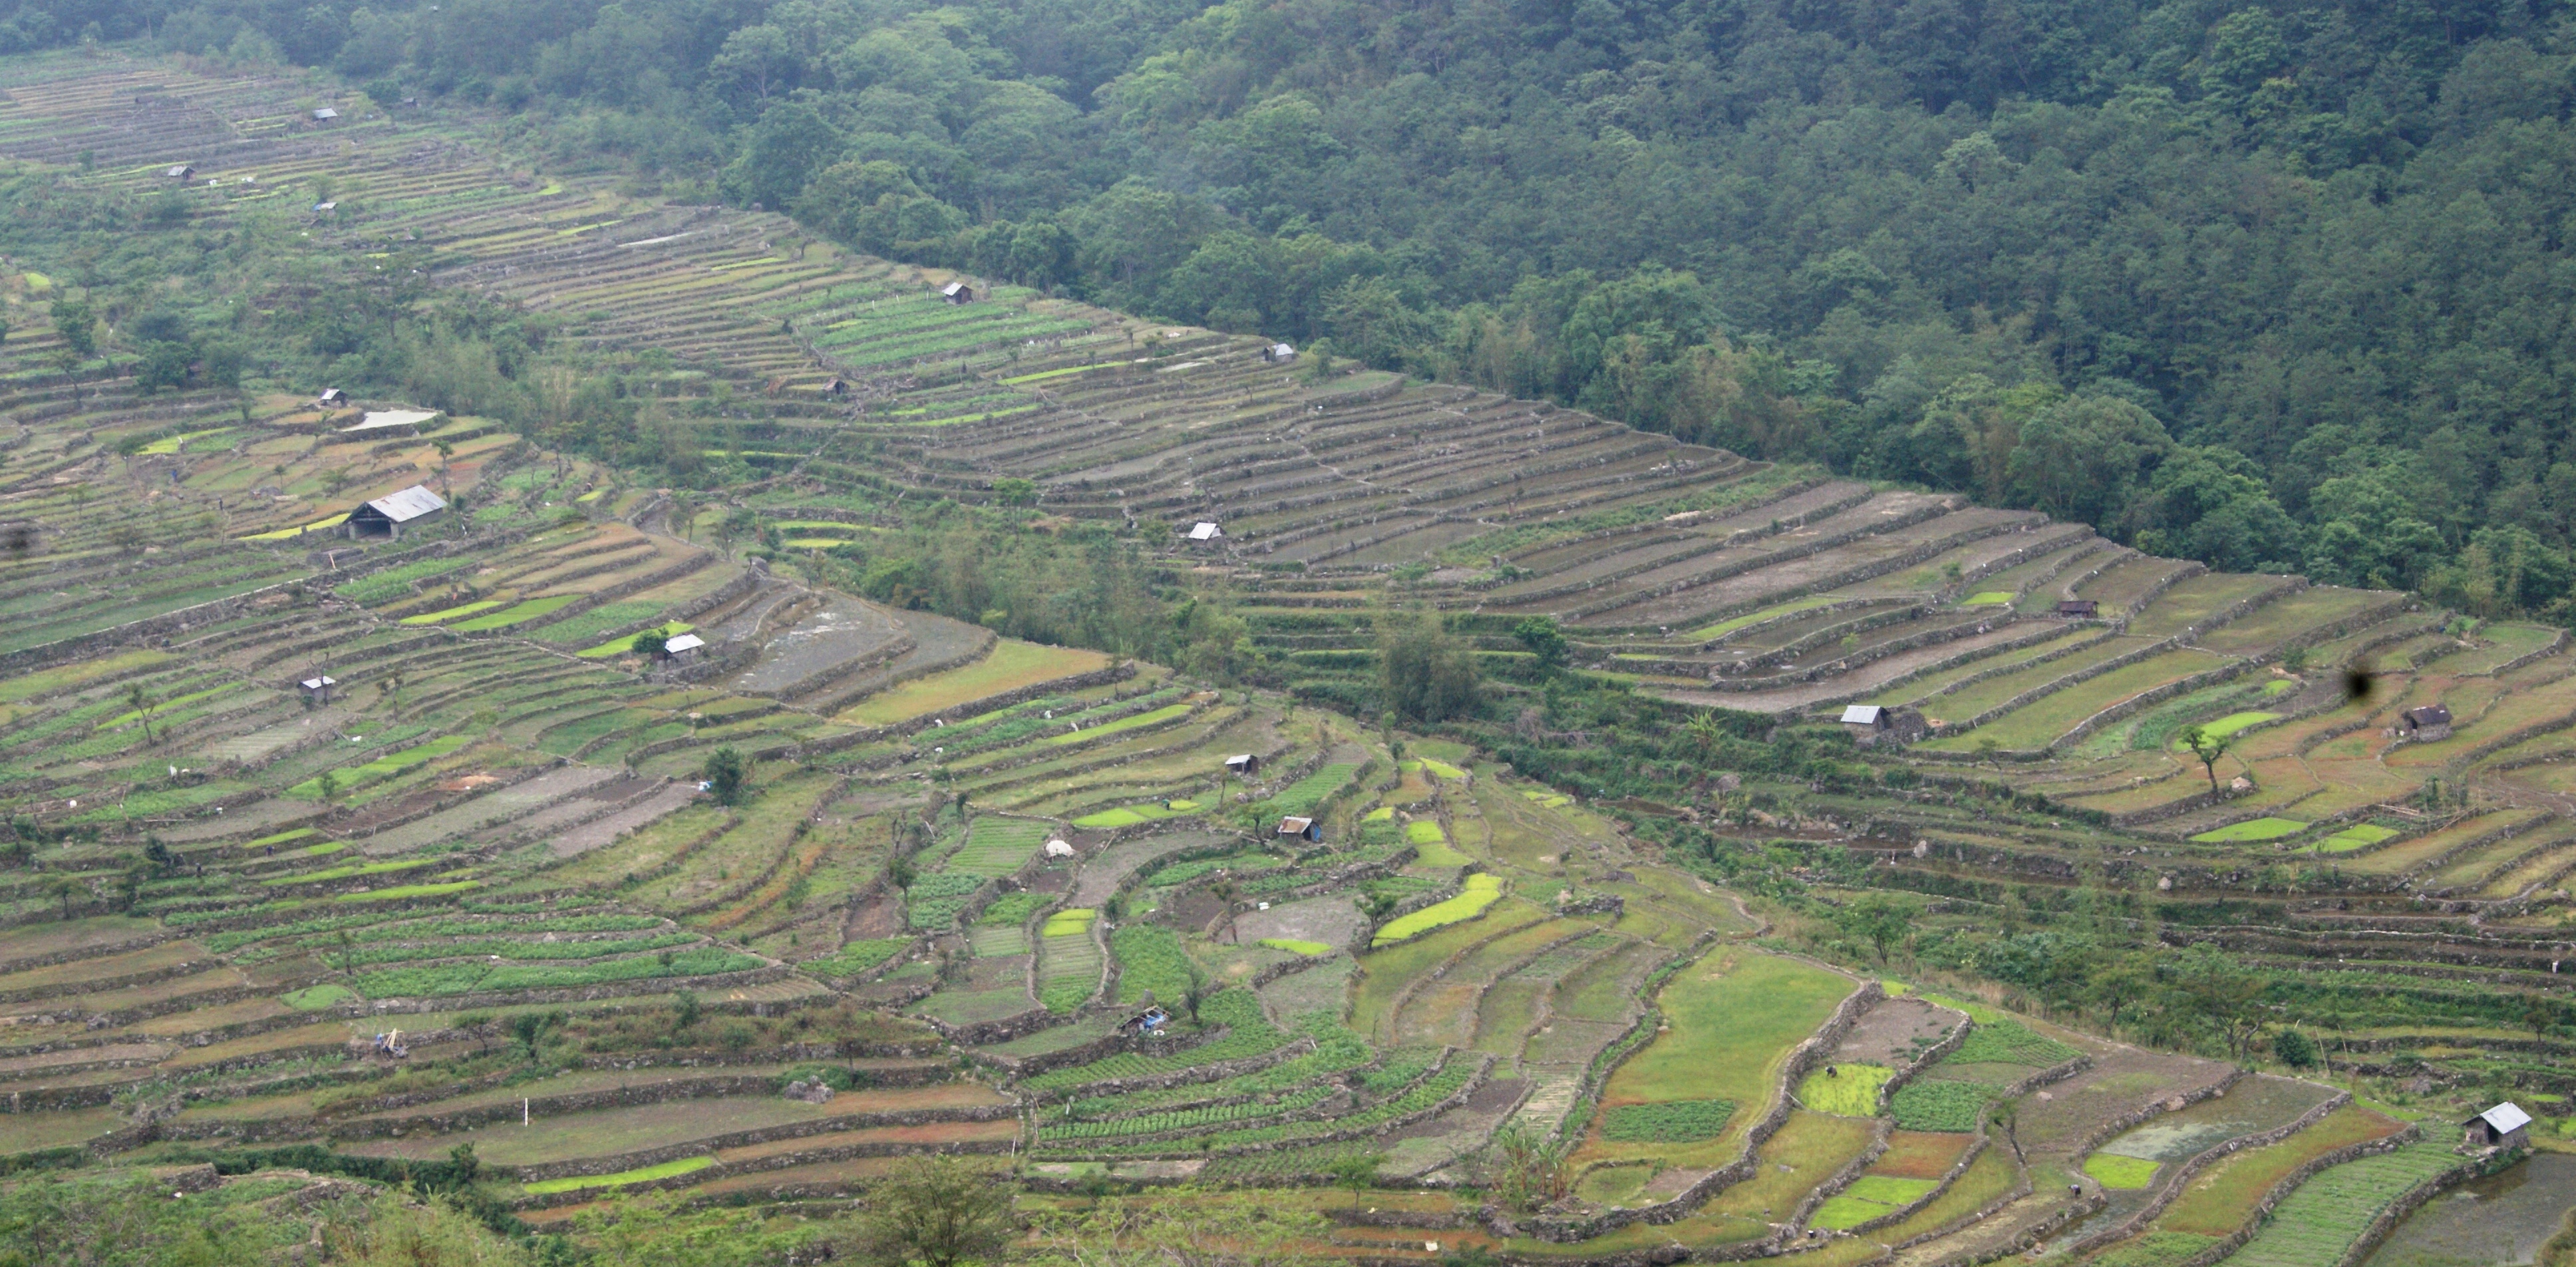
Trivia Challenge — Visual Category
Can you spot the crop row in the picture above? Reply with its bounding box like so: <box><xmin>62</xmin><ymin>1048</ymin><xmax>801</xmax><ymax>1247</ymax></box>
<box><xmin>1021</xmin><ymin>990</ymin><xmax>1285</xmax><ymax>1092</ymax></box>
<box><xmin>1038</xmin><ymin>1083</ymin><xmax>1342</xmax><ymax>1139</ymax></box>
<box><xmin>351</xmin><ymin>946</ymin><xmax>762</xmax><ymax>997</ymax></box>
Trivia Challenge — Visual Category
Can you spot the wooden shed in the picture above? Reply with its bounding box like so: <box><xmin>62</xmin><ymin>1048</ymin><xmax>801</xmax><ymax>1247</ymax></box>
<box><xmin>2056</xmin><ymin>600</ymin><xmax>2098</xmax><ymax>618</ymax></box>
<box><xmin>661</xmin><ymin>633</ymin><xmax>706</xmax><ymax>663</ymax></box>
<box><xmin>164</xmin><ymin>164</ymin><xmax>194</xmax><ymax>181</ymax></box>
<box><xmin>1277</xmin><ymin>816</ymin><xmax>1321</xmax><ymax>843</ymax></box>
<box><xmin>342</xmin><ymin>485</ymin><xmax>446</xmax><ymax>540</ymax></box>
<box><xmin>295</xmin><ymin>674</ymin><xmax>335</xmax><ymax>703</ymax></box>
<box><xmin>941</xmin><ymin>281</ymin><xmax>975</xmax><ymax>304</ymax></box>
<box><xmin>1224</xmin><ymin>753</ymin><xmax>1260</xmax><ymax>777</ymax></box>
<box><xmin>1262</xmin><ymin>342</ymin><xmax>1297</xmax><ymax>363</ymax></box>
<box><xmin>1188</xmin><ymin>522</ymin><xmax>1223</xmax><ymax>544</ymax></box>
<box><xmin>311</xmin><ymin>107</ymin><xmax>339</xmax><ymax>122</ymax></box>
<box><xmin>315</xmin><ymin>387</ymin><xmax>347</xmax><ymax>407</ymax></box>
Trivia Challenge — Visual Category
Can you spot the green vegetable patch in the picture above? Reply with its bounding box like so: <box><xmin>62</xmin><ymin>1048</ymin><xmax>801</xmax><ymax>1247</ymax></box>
<box><xmin>2315</xmin><ymin>823</ymin><xmax>2399</xmax><ymax>852</ymax></box>
<box><xmin>1890</xmin><ymin>1079</ymin><xmax>1992</xmax><ymax>1132</ymax></box>
<box><xmin>522</xmin><ymin>1156</ymin><xmax>714</xmax><ymax>1194</ymax></box>
<box><xmin>1041</xmin><ymin>908</ymin><xmax>1097</xmax><ymax>937</ymax></box>
<box><xmin>2084</xmin><ymin>1153</ymin><xmax>2160</xmax><ymax>1189</ymax></box>
<box><xmin>1963</xmin><ymin>591</ymin><xmax>2014</xmax><ymax>605</ymax></box>
<box><xmin>1809</xmin><ymin>1175</ymin><xmax>1940</xmax><ymax>1229</ymax></box>
<box><xmin>1601</xmin><ymin>1099</ymin><xmax>1736</xmax><ymax>1142</ymax></box>
<box><xmin>1372</xmin><ymin>873</ymin><xmax>1502</xmax><ymax>945</ymax></box>
<box><xmin>2170</xmin><ymin>711</ymin><xmax>2279</xmax><ymax>748</ymax></box>
<box><xmin>2189</xmin><ymin>816</ymin><xmax>2309</xmax><ymax>843</ymax></box>
<box><xmin>1259</xmin><ymin>938</ymin><xmax>1331</xmax><ymax>956</ymax></box>
<box><xmin>280</xmin><ymin>984</ymin><xmax>355</xmax><ymax>1011</ymax></box>
<box><xmin>1796</xmin><ymin>1063</ymin><xmax>1894</xmax><ymax>1116</ymax></box>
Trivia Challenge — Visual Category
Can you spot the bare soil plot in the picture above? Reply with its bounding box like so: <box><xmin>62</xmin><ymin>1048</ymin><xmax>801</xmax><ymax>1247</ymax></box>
<box><xmin>730</xmin><ymin>595</ymin><xmax>912</xmax><ymax>696</ymax></box>
<box><xmin>1832</xmin><ymin>997</ymin><xmax>1964</xmax><ymax>1066</ymax></box>
<box><xmin>1233</xmin><ymin>894</ymin><xmax>1370</xmax><ymax>953</ymax></box>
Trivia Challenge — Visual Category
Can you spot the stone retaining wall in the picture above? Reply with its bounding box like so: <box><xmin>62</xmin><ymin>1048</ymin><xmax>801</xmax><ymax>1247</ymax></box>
<box><xmin>2052</xmin><ymin>1084</ymin><xmax>2350</xmax><ymax>1261</ymax></box>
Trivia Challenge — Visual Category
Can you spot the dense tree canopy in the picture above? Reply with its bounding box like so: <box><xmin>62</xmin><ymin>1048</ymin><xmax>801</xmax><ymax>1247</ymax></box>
<box><xmin>59</xmin><ymin>0</ymin><xmax>2576</xmax><ymax>616</ymax></box>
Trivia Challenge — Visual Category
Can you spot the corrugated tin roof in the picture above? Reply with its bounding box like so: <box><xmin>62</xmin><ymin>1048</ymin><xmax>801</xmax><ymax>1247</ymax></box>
<box><xmin>363</xmin><ymin>485</ymin><xmax>447</xmax><ymax>522</ymax></box>
<box><xmin>1188</xmin><ymin>522</ymin><xmax>1222</xmax><ymax>540</ymax></box>
<box><xmin>2472</xmin><ymin>1103</ymin><xmax>2531</xmax><ymax>1134</ymax></box>
<box><xmin>1841</xmin><ymin>705</ymin><xmax>1884</xmax><ymax>725</ymax></box>
<box><xmin>1277</xmin><ymin>816</ymin><xmax>1314</xmax><ymax>831</ymax></box>
<box><xmin>663</xmin><ymin>634</ymin><xmax>706</xmax><ymax>653</ymax></box>
<box><xmin>343</xmin><ymin>408</ymin><xmax>437</xmax><ymax>432</ymax></box>
<box><xmin>299</xmin><ymin>675</ymin><xmax>335</xmax><ymax>690</ymax></box>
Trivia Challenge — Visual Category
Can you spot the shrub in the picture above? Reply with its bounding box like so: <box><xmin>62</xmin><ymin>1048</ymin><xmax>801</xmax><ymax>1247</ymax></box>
<box><xmin>1950</xmin><ymin>1019</ymin><xmax>2081</xmax><ymax>1067</ymax></box>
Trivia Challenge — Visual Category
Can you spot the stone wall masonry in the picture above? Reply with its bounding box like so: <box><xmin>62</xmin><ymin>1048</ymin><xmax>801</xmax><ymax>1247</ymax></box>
<box><xmin>957</xmin><ymin>697</ymin><xmax>1229</xmax><ymax>798</ymax></box>
<box><xmin>1014</xmin><ymin>1033</ymin><xmax>1321</xmax><ymax>1106</ymax></box>
<box><xmin>514</xmin><ymin>1126</ymin><xmax>1022</xmax><ymax>1210</ymax></box>
<box><xmin>1790</xmin><ymin>1118</ymin><xmax>1894</xmax><ymax>1234</ymax></box>
<box><xmin>1547</xmin><ymin>930</ymin><xmax>1718</xmax><ymax>1141</ymax></box>
<box><xmin>859</xmin><ymin>661</ymin><xmax>1139</xmax><ymax>744</ymax></box>
<box><xmin>1871</xmin><ymin>1000</ymin><xmax>1974</xmax><ymax>1113</ymax></box>
<box><xmin>0</xmin><ymin>954</ymin><xmax>230</xmax><ymax>1007</ymax></box>
<box><xmin>1484</xmin><ymin>487</ymin><xmax>1884</xmax><ymax>610</ymax></box>
<box><xmin>1487</xmin><ymin>476</ymin><xmax>1844</xmax><ymax>571</ymax></box>
<box><xmin>2156</xmin><ymin>1123</ymin><xmax>2424</xmax><ymax>1267</ymax></box>
<box><xmin>1549</xmin><ymin>498</ymin><xmax>1972</xmax><ymax>620</ymax></box>
<box><xmin>2052</xmin><ymin>1085</ymin><xmax>2352</xmax><ymax>1262</ymax></box>
<box><xmin>2046</xmin><ymin>657</ymin><xmax>2261</xmax><ymax>755</ymax></box>
<box><xmin>321</xmin><ymin>1071</ymin><xmax>983</xmax><ymax>1142</ymax></box>
<box><xmin>2055</xmin><ymin>546</ymin><xmax>2137</xmax><ymax>603</ymax></box>
<box><xmin>1514</xmin><ymin>977</ymin><xmax>1879</xmax><ymax>1244</ymax></box>
<box><xmin>2109</xmin><ymin>560</ymin><xmax>2212</xmax><ymax>622</ymax></box>
<box><xmin>504</xmin><ymin>1097</ymin><xmax>1024</xmax><ymax>1182</ymax></box>
<box><xmin>1700</xmin><ymin>610</ymin><xmax>1999</xmax><ymax>693</ymax></box>
<box><xmin>1843</xmin><ymin>1133</ymin><xmax>1993</xmax><ymax>1239</ymax></box>
<box><xmin>2329</xmin><ymin>1145</ymin><xmax>2526</xmax><ymax>1267</ymax></box>
<box><xmin>342</xmin><ymin>964</ymin><xmax>794</xmax><ymax>1017</ymax></box>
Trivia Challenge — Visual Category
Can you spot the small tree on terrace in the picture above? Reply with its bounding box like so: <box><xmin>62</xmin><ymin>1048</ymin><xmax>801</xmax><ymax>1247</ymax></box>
<box><xmin>1837</xmin><ymin>891</ymin><xmax>1916</xmax><ymax>963</ymax></box>
<box><xmin>1323</xmin><ymin>1153</ymin><xmax>1384</xmax><ymax>1208</ymax></box>
<box><xmin>38</xmin><ymin>872</ymin><xmax>86</xmax><ymax>921</ymax></box>
<box><xmin>1514</xmin><ymin>616</ymin><xmax>1568</xmax><ymax>673</ymax></box>
<box><xmin>704</xmin><ymin>746</ymin><xmax>748</xmax><ymax>806</ymax></box>
<box><xmin>844</xmin><ymin>1155</ymin><xmax>1015</xmax><ymax>1267</ymax></box>
<box><xmin>631</xmin><ymin>628</ymin><xmax>669</xmax><ymax>659</ymax></box>
<box><xmin>1490</xmin><ymin>1123</ymin><xmax>1573</xmax><ymax>1212</ymax></box>
<box><xmin>2179</xmin><ymin>723</ymin><xmax>2233</xmax><ymax>793</ymax></box>
<box><xmin>124</xmin><ymin>681</ymin><xmax>157</xmax><ymax>745</ymax></box>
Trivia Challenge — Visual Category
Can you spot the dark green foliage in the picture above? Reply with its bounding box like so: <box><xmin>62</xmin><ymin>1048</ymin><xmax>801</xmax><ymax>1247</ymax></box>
<box><xmin>2273</xmin><ymin>1029</ymin><xmax>2319</xmax><ymax>1069</ymax></box>
<box><xmin>703</xmin><ymin>745</ymin><xmax>746</xmax><ymax>806</ymax></box>
<box><xmin>1600</xmin><ymin>1098</ymin><xmax>1736</xmax><ymax>1143</ymax></box>
<box><xmin>1379</xmin><ymin>610</ymin><xmax>1479</xmax><ymax>723</ymax></box>
<box><xmin>1889</xmin><ymin>1079</ymin><xmax>1992</xmax><ymax>1133</ymax></box>
<box><xmin>1950</xmin><ymin>1020</ymin><xmax>2082</xmax><ymax>1068</ymax></box>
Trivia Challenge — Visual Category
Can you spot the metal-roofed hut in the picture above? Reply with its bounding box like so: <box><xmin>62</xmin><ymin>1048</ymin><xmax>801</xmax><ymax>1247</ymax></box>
<box><xmin>342</xmin><ymin>486</ymin><xmax>446</xmax><ymax>540</ymax></box>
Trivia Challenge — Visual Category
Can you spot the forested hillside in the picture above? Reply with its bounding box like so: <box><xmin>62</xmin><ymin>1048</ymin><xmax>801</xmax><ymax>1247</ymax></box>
<box><xmin>17</xmin><ymin>0</ymin><xmax>2576</xmax><ymax>620</ymax></box>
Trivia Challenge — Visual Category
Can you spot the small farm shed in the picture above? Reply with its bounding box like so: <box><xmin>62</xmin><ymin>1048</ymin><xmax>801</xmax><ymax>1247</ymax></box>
<box><xmin>311</xmin><ymin>107</ymin><xmax>339</xmax><ymax>122</ymax></box>
<box><xmin>315</xmin><ymin>387</ymin><xmax>347</xmax><ymax>407</ymax></box>
<box><xmin>941</xmin><ymin>281</ymin><xmax>975</xmax><ymax>304</ymax></box>
<box><xmin>1277</xmin><ymin>816</ymin><xmax>1321</xmax><ymax>843</ymax></box>
<box><xmin>1224</xmin><ymin>753</ymin><xmax>1260</xmax><ymax>776</ymax></box>
<box><xmin>1840</xmin><ymin>704</ymin><xmax>1927</xmax><ymax>748</ymax></box>
<box><xmin>2464</xmin><ymin>1103</ymin><xmax>2531</xmax><ymax>1150</ymax></box>
<box><xmin>164</xmin><ymin>164</ymin><xmax>194</xmax><ymax>180</ymax></box>
<box><xmin>343</xmin><ymin>485</ymin><xmax>446</xmax><ymax>540</ymax></box>
<box><xmin>296</xmin><ymin>674</ymin><xmax>335</xmax><ymax>702</ymax></box>
<box><xmin>824</xmin><ymin>378</ymin><xmax>846</xmax><ymax>396</ymax></box>
<box><xmin>1188</xmin><ymin>522</ymin><xmax>1223</xmax><ymax>543</ymax></box>
<box><xmin>1118</xmin><ymin>1005</ymin><xmax>1171</xmax><ymax>1036</ymax></box>
<box><xmin>661</xmin><ymin>633</ymin><xmax>706</xmax><ymax>663</ymax></box>
<box><xmin>1262</xmin><ymin>343</ymin><xmax>1296</xmax><ymax>363</ymax></box>
<box><xmin>2056</xmin><ymin>600</ymin><xmax>2099</xmax><ymax>618</ymax></box>
<box><xmin>2400</xmin><ymin>704</ymin><xmax>2453</xmax><ymax>741</ymax></box>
